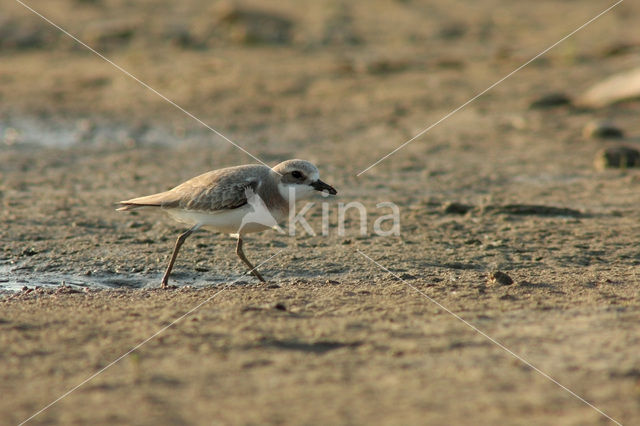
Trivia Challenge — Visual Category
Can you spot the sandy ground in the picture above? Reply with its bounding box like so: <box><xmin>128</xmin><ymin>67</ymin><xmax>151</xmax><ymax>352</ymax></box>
<box><xmin>2</xmin><ymin>0</ymin><xmax>640</xmax><ymax>424</ymax></box>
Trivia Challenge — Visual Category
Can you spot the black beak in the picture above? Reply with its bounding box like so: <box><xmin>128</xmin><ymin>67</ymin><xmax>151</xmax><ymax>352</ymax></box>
<box><xmin>310</xmin><ymin>179</ymin><xmax>337</xmax><ymax>195</ymax></box>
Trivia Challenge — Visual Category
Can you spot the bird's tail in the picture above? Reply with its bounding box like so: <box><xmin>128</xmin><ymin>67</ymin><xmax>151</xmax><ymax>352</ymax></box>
<box><xmin>116</xmin><ymin>191</ymin><xmax>178</xmax><ymax>211</ymax></box>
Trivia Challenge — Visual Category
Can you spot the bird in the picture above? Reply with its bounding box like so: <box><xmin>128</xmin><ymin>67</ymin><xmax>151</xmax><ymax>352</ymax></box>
<box><xmin>117</xmin><ymin>159</ymin><xmax>337</xmax><ymax>288</ymax></box>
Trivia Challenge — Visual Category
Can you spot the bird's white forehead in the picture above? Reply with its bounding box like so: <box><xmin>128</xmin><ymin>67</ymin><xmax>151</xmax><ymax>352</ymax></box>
<box><xmin>273</xmin><ymin>159</ymin><xmax>319</xmax><ymax>178</ymax></box>
<box><xmin>308</xmin><ymin>169</ymin><xmax>320</xmax><ymax>181</ymax></box>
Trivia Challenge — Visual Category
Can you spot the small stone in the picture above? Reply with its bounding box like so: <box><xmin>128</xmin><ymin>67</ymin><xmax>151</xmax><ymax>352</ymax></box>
<box><xmin>443</xmin><ymin>202</ymin><xmax>473</xmax><ymax>215</ymax></box>
<box><xmin>583</xmin><ymin>121</ymin><xmax>624</xmax><ymax>139</ymax></box>
<box><xmin>82</xmin><ymin>18</ymin><xmax>137</xmax><ymax>50</ymax></box>
<box><xmin>594</xmin><ymin>146</ymin><xmax>640</xmax><ymax>170</ymax></box>
<box><xmin>528</xmin><ymin>92</ymin><xmax>572</xmax><ymax>109</ymax></box>
<box><xmin>399</xmin><ymin>273</ymin><xmax>416</xmax><ymax>280</ymax></box>
<box><xmin>362</xmin><ymin>58</ymin><xmax>409</xmax><ymax>75</ymax></box>
<box><xmin>438</xmin><ymin>22</ymin><xmax>467</xmax><ymax>40</ymax></box>
<box><xmin>214</xmin><ymin>3</ymin><xmax>293</xmax><ymax>45</ymax></box>
<box><xmin>575</xmin><ymin>67</ymin><xmax>640</xmax><ymax>109</ymax></box>
<box><xmin>274</xmin><ymin>303</ymin><xmax>286</xmax><ymax>311</ymax></box>
<box><xmin>488</xmin><ymin>271</ymin><xmax>514</xmax><ymax>286</ymax></box>
<box><xmin>499</xmin><ymin>293</ymin><xmax>517</xmax><ymax>301</ymax></box>
<box><xmin>0</xmin><ymin>18</ymin><xmax>54</xmax><ymax>50</ymax></box>
<box><xmin>483</xmin><ymin>204</ymin><xmax>581</xmax><ymax>217</ymax></box>
<box><xmin>600</xmin><ymin>41</ymin><xmax>637</xmax><ymax>58</ymax></box>
<box><xmin>21</xmin><ymin>247</ymin><xmax>38</xmax><ymax>257</ymax></box>
<box><xmin>162</xmin><ymin>23</ymin><xmax>198</xmax><ymax>49</ymax></box>
<box><xmin>435</xmin><ymin>58</ymin><xmax>465</xmax><ymax>70</ymax></box>
<box><xmin>126</xmin><ymin>221</ymin><xmax>146</xmax><ymax>229</ymax></box>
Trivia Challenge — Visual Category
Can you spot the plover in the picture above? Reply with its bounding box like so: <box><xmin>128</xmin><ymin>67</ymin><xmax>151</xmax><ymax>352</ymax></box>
<box><xmin>117</xmin><ymin>159</ymin><xmax>337</xmax><ymax>288</ymax></box>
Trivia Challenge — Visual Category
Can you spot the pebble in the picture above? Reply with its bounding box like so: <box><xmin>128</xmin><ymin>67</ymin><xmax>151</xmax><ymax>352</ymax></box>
<box><xmin>162</xmin><ymin>23</ymin><xmax>197</xmax><ymax>49</ymax></box>
<box><xmin>438</xmin><ymin>22</ymin><xmax>467</xmax><ymax>40</ymax></box>
<box><xmin>443</xmin><ymin>202</ymin><xmax>474</xmax><ymax>215</ymax></box>
<box><xmin>575</xmin><ymin>67</ymin><xmax>640</xmax><ymax>109</ymax></box>
<box><xmin>582</xmin><ymin>121</ymin><xmax>624</xmax><ymax>139</ymax></box>
<box><xmin>126</xmin><ymin>221</ymin><xmax>147</xmax><ymax>229</ymax></box>
<box><xmin>0</xmin><ymin>18</ymin><xmax>53</xmax><ymax>50</ymax></box>
<box><xmin>82</xmin><ymin>19</ymin><xmax>137</xmax><ymax>50</ymax></box>
<box><xmin>528</xmin><ymin>92</ymin><xmax>572</xmax><ymax>109</ymax></box>
<box><xmin>399</xmin><ymin>273</ymin><xmax>416</xmax><ymax>280</ymax></box>
<box><xmin>594</xmin><ymin>146</ymin><xmax>640</xmax><ymax>170</ymax></box>
<box><xmin>361</xmin><ymin>58</ymin><xmax>410</xmax><ymax>75</ymax></box>
<box><xmin>21</xmin><ymin>247</ymin><xmax>38</xmax><ymax>257</ymax></box>
<box><xmin>435</xmin><ymin>58</ymin><xmax>465</xmax><ymax>70</ymax></box>
<box><xmin>483</xmin><ymin>204</ymin><xmax>581</xmax><ymax>217</ymax></box>
<box><xmin>488</xmin><ymin>271</ymin><xmax>514</xmax><ymax>286</ymax></box>
<box><xmin>214</xmin><ymin>3</ymin><xmax>294</xmax><ymax>45</ymax></box>
<box><xmin>599</xmin><ymin>41</ymin><xmax>638</xmax><ymax>58</ymax></box>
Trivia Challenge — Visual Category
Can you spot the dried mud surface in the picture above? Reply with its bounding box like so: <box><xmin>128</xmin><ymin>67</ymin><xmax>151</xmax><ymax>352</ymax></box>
<box><xmin>2</xmin><ymin>0</ymin><xmax>640</xmax><ymax>424</ymax></box>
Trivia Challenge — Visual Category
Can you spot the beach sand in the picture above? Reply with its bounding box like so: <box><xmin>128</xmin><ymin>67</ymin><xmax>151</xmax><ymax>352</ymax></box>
<box><xmin>2</xmin><ymin>0</ymin><xmax>640</xmax><ymax>424</ymax></box>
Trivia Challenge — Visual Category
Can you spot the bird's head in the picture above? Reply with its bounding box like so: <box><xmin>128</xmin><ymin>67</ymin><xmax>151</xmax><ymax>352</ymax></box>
<box><xmin>273</xmin><ymin>159</ymin><xmax>337</xmax><ymax>201</ymax></box>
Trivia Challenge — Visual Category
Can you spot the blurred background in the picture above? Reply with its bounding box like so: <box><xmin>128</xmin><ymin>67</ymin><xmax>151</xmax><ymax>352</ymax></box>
<box><xmin>1</xmin><ymin>0</ymin><xmax>638</xmax><ymax>162</ymax></box>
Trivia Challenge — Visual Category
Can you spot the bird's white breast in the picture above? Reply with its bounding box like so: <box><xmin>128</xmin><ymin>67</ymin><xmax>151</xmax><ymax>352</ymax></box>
<box><xmin>164</xmin><ymin>205</ymin><xmax>285</xmax><ymax>235</ymax></box>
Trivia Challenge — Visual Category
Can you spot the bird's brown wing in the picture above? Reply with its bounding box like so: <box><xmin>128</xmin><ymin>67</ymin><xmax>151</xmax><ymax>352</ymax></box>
<box><xmin>117</xmin><ymin>165</ymin><xmax>264</xmax><ymax>212</ymax></box>
<box><xmin>172</xmin><ymin>170</ymin><xmax>259</xmax><ymax>211</ymax></box>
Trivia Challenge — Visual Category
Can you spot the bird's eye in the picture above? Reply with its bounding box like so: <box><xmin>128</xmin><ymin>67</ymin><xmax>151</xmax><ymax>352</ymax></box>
<box><xmin>291</xmin><ymin>171</ymin><xmax>303</xmax><ymax>179</ymax></box>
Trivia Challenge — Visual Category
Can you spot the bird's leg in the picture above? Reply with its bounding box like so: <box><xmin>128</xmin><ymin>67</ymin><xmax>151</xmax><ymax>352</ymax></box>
<box><xmin>235</xmin><ymin>236</ymin><xmax>266</xmax><ymax>282</ymax></box>
<box><xmin>161</xmin><ymin>226</ymin><xmax>197</xmax><ymax>289</ymax></box>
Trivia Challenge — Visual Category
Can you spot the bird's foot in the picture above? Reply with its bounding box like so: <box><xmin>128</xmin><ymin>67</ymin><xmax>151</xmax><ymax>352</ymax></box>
<box><xmin>160</xmin><ymin>281</ymin><xmax>178</xmax><ymax>290</ymax></box>
<box><xmin>252</xmin><ymin>271</ymin><xmax>266</xmax><ymax>283</ymax></box>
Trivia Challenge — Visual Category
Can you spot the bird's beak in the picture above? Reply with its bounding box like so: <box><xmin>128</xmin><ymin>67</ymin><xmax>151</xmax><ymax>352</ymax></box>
<box><xmin>310</xmin><ymin>179</ymin><xmax>337</xmax><ymax>195</ymax></box>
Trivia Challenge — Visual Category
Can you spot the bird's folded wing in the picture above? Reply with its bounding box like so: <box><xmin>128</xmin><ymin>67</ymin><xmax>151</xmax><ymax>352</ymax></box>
<box><xmin>171</xmin><ymin>171</ymin><xmax>259</xmax><ymax>211</ymax></box>
<box><xmin>118</xmin><ymin>167</ymin><xmax>263</xmax><ymax>212</ymax></box>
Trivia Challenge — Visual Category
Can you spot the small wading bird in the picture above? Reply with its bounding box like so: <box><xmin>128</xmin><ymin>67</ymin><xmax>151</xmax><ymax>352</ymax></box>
<box><xmin>117</xmin><ymin>159</ymin><xmax>337</xmax><ymax>288</ymax></box>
